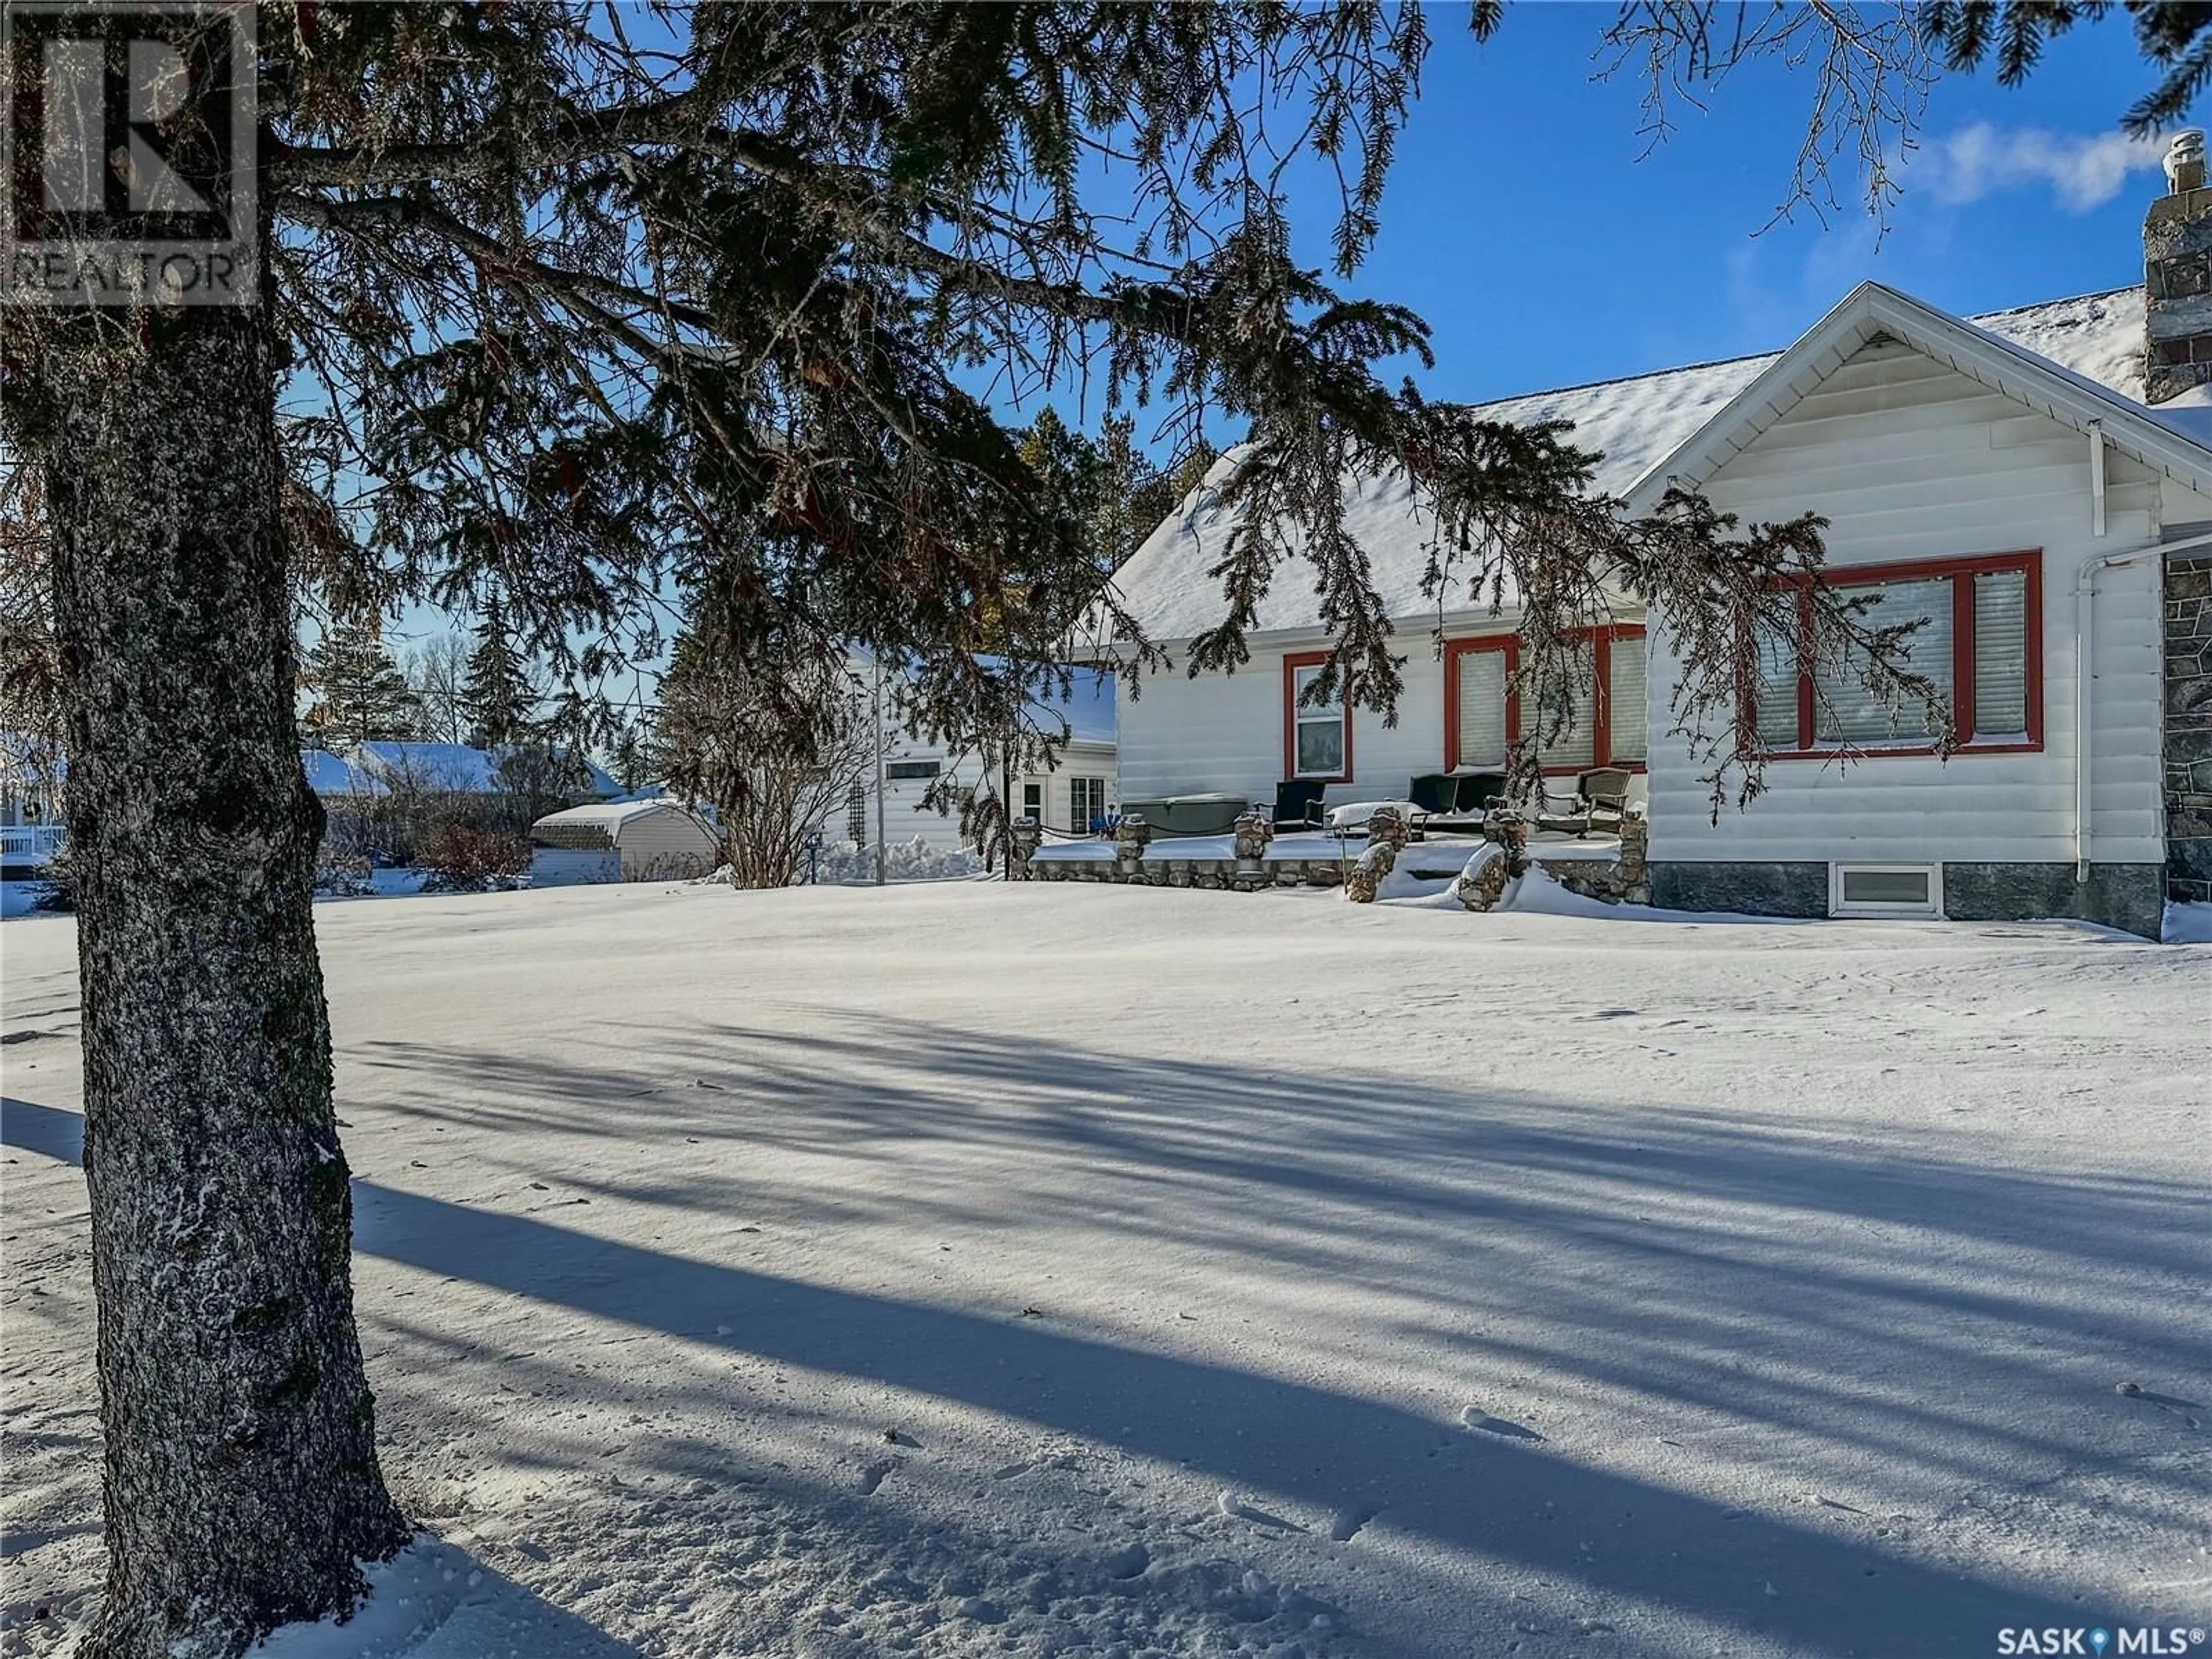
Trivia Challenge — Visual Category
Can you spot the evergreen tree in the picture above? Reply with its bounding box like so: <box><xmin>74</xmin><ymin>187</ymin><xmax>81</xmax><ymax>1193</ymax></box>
<box><xmin>608</xmin><ymin>711</ymin><xmax>655</xmax><ymax>793</ymax></box>
<box><xmin>462</xmin><ymin>593</ymin><xmax>536</xmax><ymax>751</ymax></box>
<box><xmin>1087</xmin><ymin>415</ymin><xmax>1157</xmax><ymax>573</ymax></box>
<box><xmin>300</xmin><ymin>618</ymin><xmax>419</xmax><ymax>748</ymax></box>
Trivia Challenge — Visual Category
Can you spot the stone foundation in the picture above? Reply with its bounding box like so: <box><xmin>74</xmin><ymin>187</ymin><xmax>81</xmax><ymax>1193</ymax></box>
<box><xmin>1650</xmin><ymin>859</ymin><xmax>2163</xmax><ymax>937</ymax></box>
<box><xmin>1942</xmin><ymin>862</ymin><xmax>2164</xmax><ymax>939</ymax></box>
<box><xmin>1649</xmin><ymin>861</ymin><xmax>1828</xmax><ymax>918</ymax></box>
<box><xmin>2166</xmin><ymin>553</ymin><xmax>2212</xmax><ymax>904</ymax></box>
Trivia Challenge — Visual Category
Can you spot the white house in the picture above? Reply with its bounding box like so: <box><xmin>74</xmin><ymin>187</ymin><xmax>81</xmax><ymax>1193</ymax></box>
<box><xmin>845</xmin><ymin>666</ymin><xmax>1118</xmax><ymax>851</ymax></box>
<box><xmin>0</xmin><ymin>732</ymin><xmax>65</xmax><ymax>874</ymax></box>
<box><xmin>1097</xmin><ymin>144</ymin><xmax>2212</xmax><ymax>937</ymax></box>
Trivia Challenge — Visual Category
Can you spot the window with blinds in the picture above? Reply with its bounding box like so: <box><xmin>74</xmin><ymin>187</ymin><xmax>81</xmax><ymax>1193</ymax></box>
<box><xmin>1971</xmin><ymin>569</ymin><xmax>2029</xmax><ymax>737</ymax></box>
<box><xmin>1813</xmin><ymin>578</ymin><xmax>1952</xmax><ymax>745</ymax></box>
<box><xmin>1447</xmin><ymin>628</ymin><xmax>1646</xmax><ymax>773</ymax></box>
<box><xmin>1537</xmin><ymin>642</ymin><xmax>1597</xmax><ymax>769</ymax></box>
<box><xmin>1606</xmin><ymin>634</ymin><xmax>1649</xmax><ymax>762</ymax></box>
<box><xmin>1752</xmin><ymin>620</ymin><xmax>1801</xmax><ymax>749</ymax></box>
<box><xmin>1753</xmin><ymin>554</ymin><xmax>2039</xmax><ymax>754</ymax></box>
<box><xmin>1455</xmin><ymin>648</ymin><xmax>1509</xmax><ymax>768</ymax></box>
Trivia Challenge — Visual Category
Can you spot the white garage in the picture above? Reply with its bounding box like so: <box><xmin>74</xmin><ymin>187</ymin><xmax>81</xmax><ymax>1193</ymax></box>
<box><xmin>529</xmin><ymin>799</ymin><xmax>719</xmax><ymax>886</ymax></box>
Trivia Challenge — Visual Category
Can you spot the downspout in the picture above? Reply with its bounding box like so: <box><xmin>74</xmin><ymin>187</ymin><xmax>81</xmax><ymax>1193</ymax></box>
<box><xmin>2075</xmin><ymin>524</ymin><xmax>2212</xmax><ymax>881</ymax></box>
<box><xmin>2088</xmin><ymin>420</ymin><xmax>2107</xmax><ymax>539</ymax></box>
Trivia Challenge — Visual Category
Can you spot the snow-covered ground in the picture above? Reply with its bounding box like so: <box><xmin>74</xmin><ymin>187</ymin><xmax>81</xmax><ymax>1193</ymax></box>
<box><xmin>2</xmin><ymin>882</ymin><xmax>2206</xmax><ymax>1658</ymax></box>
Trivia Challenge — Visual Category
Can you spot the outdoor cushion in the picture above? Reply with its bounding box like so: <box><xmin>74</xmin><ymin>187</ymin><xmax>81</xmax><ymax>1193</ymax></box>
<box><xmin>1325</xmin><ymin>799</ymin><xmax>1419</xmax><ymax>831</ymax></box>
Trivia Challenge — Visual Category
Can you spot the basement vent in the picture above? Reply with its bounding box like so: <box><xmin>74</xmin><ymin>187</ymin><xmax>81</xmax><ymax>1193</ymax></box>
<box><xmin>1830</xmin><ymin>863</ymin><xmax>1942</xmax><ymax>919</ymax></box>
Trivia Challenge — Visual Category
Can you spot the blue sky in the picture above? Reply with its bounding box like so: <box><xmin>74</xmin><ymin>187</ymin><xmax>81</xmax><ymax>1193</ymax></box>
<box><xmin>1273</xmin><ymin>6</ymin><xmax>2169</xmax><ymax>406</ymax></box>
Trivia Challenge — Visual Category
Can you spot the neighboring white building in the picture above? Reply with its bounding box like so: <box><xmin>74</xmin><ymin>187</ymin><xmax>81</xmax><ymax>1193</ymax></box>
<box><xmin>529</xmin><ymin>799</ymin><xmax>719</xmax><ymax>885</ymax></box>
<box><xmin>0</xmin><ymin>733</ymin><xmax>65</xmax><ymax>874</ymax></box>
<box><xmin>1096</xmin><ymin>153</ymin><xmax>2212</xmax><ymax>937</ymax></box>
<box><xmin>843</xmin><ymin>668</ymin><xmax>1119</xmax><ymax>851</ymax></box>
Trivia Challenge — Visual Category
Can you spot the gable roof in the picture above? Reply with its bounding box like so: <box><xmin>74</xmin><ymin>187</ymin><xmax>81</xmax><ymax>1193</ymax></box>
<box><xmin>1620</xmin><ymin>281</ymin><xmax>2212</xmax><ymax>514</ymax></box>
<box><xmin>1111</xmin><ymin>286</ymin><xmax>2149</xmax><ymax>643</ymax></box>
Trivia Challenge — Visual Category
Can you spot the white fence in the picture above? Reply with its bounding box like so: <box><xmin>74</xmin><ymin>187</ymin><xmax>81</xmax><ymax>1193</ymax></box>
<box><xmin>0</xmin><ymin>824</ymin><xmax>65</xmax><ymax>867</ymax></box>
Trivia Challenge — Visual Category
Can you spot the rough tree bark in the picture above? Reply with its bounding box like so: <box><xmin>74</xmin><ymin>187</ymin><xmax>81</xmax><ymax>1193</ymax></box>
<box><xmin>37</xmin><ymin>299</ymin><xmax>408</xmax><ymax>1657</ymax></box>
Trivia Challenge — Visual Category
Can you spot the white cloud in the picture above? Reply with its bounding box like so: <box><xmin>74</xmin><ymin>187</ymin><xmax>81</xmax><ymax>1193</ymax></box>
<box><xmin>1919</xmin><ymin>122</ymin><xmax>2168</xmax><ymax>213</ymax></box>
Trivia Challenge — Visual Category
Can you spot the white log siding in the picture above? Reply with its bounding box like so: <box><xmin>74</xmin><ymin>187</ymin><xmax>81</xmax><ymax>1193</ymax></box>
<box><xmin>872</xmin><ymin>745</ymin><xmax>981</xmax><ymax>848</ymax></box>
<box><xmin>1117</xmin><ymin>623</ymin><xmax>1657</xmax><ymax>812</ymax></box>
<box><xmin>1018</xmin><ymin>741</ymin><xmax>1119</xmax><ymax>834</ymax></box>
<box><xmin>857</xmin><ymin>738</ymin><xmax>1120</xmax><ymax>848</ymax></box>
<box><xmin>1646</xmin><ymin>338</ymin><xmax>2167</xmax><ymax>869</ymax></box>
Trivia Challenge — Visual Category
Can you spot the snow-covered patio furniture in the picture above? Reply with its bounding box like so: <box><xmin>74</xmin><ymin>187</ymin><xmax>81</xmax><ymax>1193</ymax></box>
<box><xmin>1324</xmin><ymin>798</ymin><xmax>1425</xmax><ymax>839</ymax></box>
<box><xmin>1410</xmin><ymin>770</ymin><xmax>1509</xmax><ymax>831</ymax></box>
<box><xmin>1532</xmin><ymin>767</ymin><xmax>1637</xmax><ymax>838</ymax></box>
<box><xmin>1577</xmin><ymin>767</ymin><xmax>1635</xmax><ymax>835</ymax></box>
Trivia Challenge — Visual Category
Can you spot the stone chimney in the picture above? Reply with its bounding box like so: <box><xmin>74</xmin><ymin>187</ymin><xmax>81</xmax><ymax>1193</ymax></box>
<box><xmin>2145</xmin><ymin>129</ymin><xmax>2212</xmax><ymax>404</ymax></box>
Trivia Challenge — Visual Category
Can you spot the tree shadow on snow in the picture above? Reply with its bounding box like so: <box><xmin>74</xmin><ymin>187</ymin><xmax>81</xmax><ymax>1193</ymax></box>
<box><xmin>326</xmin><ymin>1177</ymin><xmax>2115</xmax><ymax>1656</ymax></box>
<box><xmin>10</xmin><ymin>1002</ymin><xmax>2203</xmax><ymax>1658</ymax></box>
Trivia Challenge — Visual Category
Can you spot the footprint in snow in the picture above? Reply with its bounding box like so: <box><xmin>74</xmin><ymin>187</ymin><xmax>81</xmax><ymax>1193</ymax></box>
<box><xmin>855</xmin><ymin>1459</ymin><xmax>895</xmax><ymax>1496</ymax></box>
<box><xmin>1460</xmin><ymin>1406</ymin><xmax>1546</xmax><ymax>1441</ymax></box>
<box><xmin>1100</xmin><ymin>1541</ymin><xmax>1150</xmax><ymax>1580</ymax></box>
<box><xmin>1328</xmin><ymin>1502</ymin><xmax>1382</xmax><ymax>1543</ymax></box>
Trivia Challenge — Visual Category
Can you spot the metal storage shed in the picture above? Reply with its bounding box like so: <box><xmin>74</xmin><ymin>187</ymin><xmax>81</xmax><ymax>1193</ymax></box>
<box><xmin>529</xmin><ymin>799</ymin><xmax>718</xmax><ymax>885</ymax></box>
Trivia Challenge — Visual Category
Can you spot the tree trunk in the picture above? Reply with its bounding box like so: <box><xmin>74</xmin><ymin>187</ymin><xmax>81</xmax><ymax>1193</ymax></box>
<box><xmin>37</xmin><ymin>301</ymin><xmax>409</xmax><ymax>1658</ymax></box>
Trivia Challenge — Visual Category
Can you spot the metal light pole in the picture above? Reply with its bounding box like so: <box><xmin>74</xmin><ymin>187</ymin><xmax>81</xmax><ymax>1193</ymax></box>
<box><xmin>871</xmin><ymin>652</ymin><xmax>887</xmax><ymax>887</ymax></box>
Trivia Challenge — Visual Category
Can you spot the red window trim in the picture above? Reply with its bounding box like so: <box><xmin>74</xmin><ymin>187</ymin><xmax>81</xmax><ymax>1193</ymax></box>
<box><xmin>1442</xmin><ymin>625</ymin><xmax>1649</xmax><ymax>775</ymax></box>
<box><xmin>1283</xmin><ymin>650</ymin><xmax>1354</xmax><ymax>783</ymax></box>
<box><xmin>1752</xmin><ymin>549</ymin><xmax>2044</xmax><ymax>760</ymax></box>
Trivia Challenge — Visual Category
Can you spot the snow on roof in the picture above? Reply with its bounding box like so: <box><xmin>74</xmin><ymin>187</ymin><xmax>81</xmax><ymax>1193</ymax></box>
<box><xmin>300</xmin><ymin>748</ymin><xmax>384</xmax><ymax>797</ymax></box>
<box><xmin>532</xmin><ymin>797</ymin><xmax>697</xmax><ymax>832</ymax></box>
<box><xmin>353</xmin><ymin>741</ymin><xmax>501</xmax><ymax>790</ymax></box>
<box><xmin>1112</xmin><ymin>286</ymin><xmax>2148</xmax><ymax>641</ymax></box>
<box><xmin>1622</xmin><ymin>281</ymin><xmax>2212</xmax><ymax>518</ymax></box>
<box><xmin>351</xmin><ymin>742</ymin><xmax>619</xmax><ymax>797</ymax></box>
<box><xmin>2139</xmin><ymin>376</ymin><xmax>2212</xmax><ymax>446</ymax></box>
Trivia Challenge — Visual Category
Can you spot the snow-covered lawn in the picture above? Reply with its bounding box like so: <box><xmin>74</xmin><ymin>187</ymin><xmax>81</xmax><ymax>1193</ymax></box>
<box><xmin>2</xmin><ymin>884</ymin><xmax>2206</xmax><ymax>1658</ymax></box>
